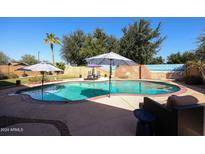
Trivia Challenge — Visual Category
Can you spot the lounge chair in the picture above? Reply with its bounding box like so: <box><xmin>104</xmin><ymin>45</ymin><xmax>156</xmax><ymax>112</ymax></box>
<box><xmin>97</xmin><ymin>71</ymin><xmax>101</xmax><ymax>78</ymax></box>
<box><xmin>134</xmin><ymin>95</ymin><xmax>204</xmax><ymax>136</ymax></box>
<box><xmin>84</xmin><ymin>71</ymin><xmax>97</xmax><ymax>80</ymax></box>
<box><xmin>88</xmin><ymin>71</ymin><xmax>92</xmax><ymax>77</ymax></box>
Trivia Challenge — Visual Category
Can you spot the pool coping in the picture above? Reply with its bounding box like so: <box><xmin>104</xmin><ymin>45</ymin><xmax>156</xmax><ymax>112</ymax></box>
<box><xmin>16</xmin><ymin>79</ymin><xmax>188</xmax><ymax>104</ymax></box>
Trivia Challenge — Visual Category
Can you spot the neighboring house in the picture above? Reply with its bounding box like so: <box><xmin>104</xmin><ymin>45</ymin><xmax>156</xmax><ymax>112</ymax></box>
<box><xmin>8</xmin><ymin>62</ymin><xmax>28</xmax><ymax>66</ymax></box>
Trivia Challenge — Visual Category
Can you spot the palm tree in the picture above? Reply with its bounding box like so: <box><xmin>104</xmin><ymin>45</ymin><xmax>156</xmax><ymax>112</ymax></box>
<box><xmin>44</xmin><ymin>33</ymin><xmax>61</xmax><ymax>65</ymax></box>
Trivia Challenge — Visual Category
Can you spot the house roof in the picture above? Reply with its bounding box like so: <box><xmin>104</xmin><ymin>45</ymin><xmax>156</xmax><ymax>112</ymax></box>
<box><xmin>8</xmin><ymin>62</ymin><xmax>28</xmax><ymax>66</ymax></box>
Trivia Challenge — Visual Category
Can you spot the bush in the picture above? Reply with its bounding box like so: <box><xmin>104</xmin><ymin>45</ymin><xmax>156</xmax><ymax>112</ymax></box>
<box><xmin>56</xmin><ymin>62</ymin><xmax>66</xmax><ymax>70</ymax></box>
<box><xmin>118</xmin><ymin>74</ymin><xmax>129</xmax><ymax>79</ymax></box>
<box><xmin>22</xmin><ymin>73</ymin><xmax>28</xmax><ymax>77</ymax></box>
<box><xmin>56</xmin><ymin>74</ymin><xmax>78</xmax><ymax>80</ymax></box>
<box><xmin>7</xmin><ymin>73</ymin><xmax>18</xmax><ymax>79</ymax></box>
<box><xmin>0</xmin><ymin>73</ymin><xmax>18</xmax><ymax>80</ymax></box>
<box><xmin>0</xmin><ymin>74</ymin><xmax>8</xmax><ymax>80</ymax></box>
<box><xmin>28</xmin><ymin>76</ymin><xmax>50</xmax><ymax>83</ymax></box>
<box><xmin>28</xmin><ymin>74</ymin><xmax>78</xmax><ymax>83</ymax></box>
<box><xmin>28</xmin><ymin>76</ymin><xmax>42</xmax><ymax>83</ymax></box>
<box><xmin>48</xmin><ymin>72</ymin><xmax>53</xmax><ymax>75</ymax></box>
<box><xmin>183</xmin><ymin>75</ymin><xmax>203</xmax><ymax>85</ymax></box>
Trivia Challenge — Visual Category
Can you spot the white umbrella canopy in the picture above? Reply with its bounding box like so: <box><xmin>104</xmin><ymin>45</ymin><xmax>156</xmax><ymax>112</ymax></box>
<box><xmin>17</xmin><ymin>62</ymin><xmax>63</xmax><ymax>86</ymax></box>
<box><xmin>16</xmin><ymin>62</ymin><xmax>63</xmax><ymax>100</ymax></box>
<box><xmin>17</xmin><ymin>62</ymin><xmax>63</xmax><ymax>72</ymax></box>
<box><xmin>86</xmin><ymin>52</ymin><xmax>135</xmax><ymax>65</ymax></box>
<box><xmin>86</xmin><ymin>52</ymin><xmax>136</xmax><ymax>97</ymax></box>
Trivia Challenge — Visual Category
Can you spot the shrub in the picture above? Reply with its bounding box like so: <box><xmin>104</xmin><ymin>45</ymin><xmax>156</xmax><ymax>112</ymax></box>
<box><xmin>118</xmin><ymin>74</ymin><xmax>129</xmax><ymax>79</ymax></box>
<box><xmin>22</xmin><ymin>73</ymin><xmax>28</xmax><ymax>77</ymax></box>
<box><xmin>7</xmin><ymin>73</ymin><xmax>18</xmax><ymax>79</ymax></box>
<box><xmin>28</xmin><ymin>76</ymin><xmax>42</xmax><ymax>83</ymax></box>
<box><xmin>0</xmin><ymin>73</ymin><xmax>18</xmax><ymax>80</ymax></box>
<box><xmin>28</xmin><ymin>74</ymin><xmax>78</xmax><ymax>83</ymax></box>
<box><xmin>56</xmin><ymin>74</ymin><xmax>78</xmax><ymax>80</ymax></box>
<box><xmin>48</xmin><ymin>72</ymin><xmax>53</xmax><ymax>75</ymax></box>
<box><xmin>0</xmin><ymin>74</ymin><xmax>8</xmax><ymax>80</ymax></box>
<box><xmin>185</xmin><ymin>60</ymin><xmax>205</xmax><ymax>82</ymax></box>
<box><xmin>56</xmin><ymin>62</ymin><xmax>66</xmax><ymax>70</ymax></box>
<box><xmin>28</xmin><ymin>76</ymin><xmax>50</xmax><ymax>83</ymax></box>
<box><xmin>183</xmin><ymin>75</ymin><xmax>203</xmax><ymax>85</ymax></box>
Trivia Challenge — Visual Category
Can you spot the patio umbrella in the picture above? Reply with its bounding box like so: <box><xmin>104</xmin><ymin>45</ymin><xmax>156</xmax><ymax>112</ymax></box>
<box><xmin>87</xmin><ymin>64</ymin><xmax>101</xmax><ymax>76</ymax></box>
<box><xmin>17</xmin><ymin>62</ymin><xmax>63</xmax><ymax>86</ymax></box>
<box><xmin>86</xmin><ymin>52</ymin><xmax>136</xmax><ymax>97</ymax></box>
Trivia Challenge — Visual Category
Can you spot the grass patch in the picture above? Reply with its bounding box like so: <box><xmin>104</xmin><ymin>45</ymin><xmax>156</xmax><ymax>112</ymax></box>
<box><xmin>0</xmin><ymin>74</ymin><xmax>78</xmax><ymax>89</ymax></box>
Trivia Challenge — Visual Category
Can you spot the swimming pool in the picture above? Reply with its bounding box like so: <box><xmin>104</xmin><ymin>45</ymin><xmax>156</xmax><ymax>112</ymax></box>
<box><xmin>20</xmin><ymin>80</ymin><xmax>181</xmax><ymax>102</ymax></box>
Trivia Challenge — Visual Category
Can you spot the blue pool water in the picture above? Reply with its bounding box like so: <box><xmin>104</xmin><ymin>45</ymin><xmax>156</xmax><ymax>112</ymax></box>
<box><xmin>21</xmin><ymin>80</ymin><xmax>180</xmax><ymax>102</ymax></box>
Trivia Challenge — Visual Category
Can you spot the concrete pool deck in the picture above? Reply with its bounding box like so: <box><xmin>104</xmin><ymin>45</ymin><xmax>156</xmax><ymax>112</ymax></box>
<box><xmin>0</xmin><ymin>78</ymin><xmax>205</xmax><ymax>136</ymax></box>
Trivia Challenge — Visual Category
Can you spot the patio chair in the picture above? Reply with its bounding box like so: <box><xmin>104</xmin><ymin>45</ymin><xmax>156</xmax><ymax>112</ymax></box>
<box><xmin>84</xmin><ymin>71</ymin><xmax>95</xmax><ymax>80</ymax></box>
<box><xmin>93</xmin><ymin>74</ymin><xmax>98</xmax><ymax>80</ymax></box>
<box><xmin>88</xmin><ymin>71</ymin><xmax>92</xmax><ymax>76</ymax></box>
<box><xmin>134</xmin><ymin>96</ymin><xmax>204</xmax><ymax>136</ymax></box>
<box><xmin>97</xmin><ymin>71</ymin><xmax>101</xmax><ymax>78</ymax></box>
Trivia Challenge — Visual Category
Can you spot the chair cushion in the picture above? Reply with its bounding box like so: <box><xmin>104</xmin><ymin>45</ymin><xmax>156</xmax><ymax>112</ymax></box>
<box><xmin>133</xmin><ymin>109</ymin><xmax>156</xmax><ymax>122</ymax></box>
<box><xmin>167</xmin><ymin>95</ymin><xmax>198</xmax><ymax>108</ymax></box>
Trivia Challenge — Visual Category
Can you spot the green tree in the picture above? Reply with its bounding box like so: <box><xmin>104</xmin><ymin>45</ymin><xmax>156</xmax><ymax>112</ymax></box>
<box><xmin>106</xmin><ymin>35</ymin><xmax>120</xmax><ymax>53</ymax></box>
<box><xmin>80</xmin><ymin>28</ymin><xmax>108</xmax><ymax>59</ymax></box>
<box><xmin>182</xmin><ymin>51</ymin><xmax>197</xmax><ymax>62</ymax></box>
<box><xmin>20</xmin><ymin>54</ymin><xmax>38</xmax><ymax>65</ymax></box>
<box><xmin>150</xmin><ymin>56</ymin><xmax>164</xmax><ymax>64</ymax></box>
<box><xmin>196</xmin><ymin>32</ymin><xmax>205</xmax><ymax>60</ymax></box>
<box><xmin>167</xmin><ymin>51</ymin><xmax>197</xmax><ymax>64</ymax></box>
<box><xmin>81</xmin><ymin>28</ymin><xmax>119</xmax><ymax>58</ymax></box>
<box><xmin>0</xmin><ymin>51</ymin><xmax>10</xmax><ymax>64</ymax></box>
<box><xmin>61</xmin><ymin>29</ymin><xmax>120</xmax><ymax>65</ymax></box>
<box><xmin>56</xmin><ymin>62</ymin><xmax>66</xmax><ymax>70</ymax></box>
<box><xmin>44</xmin><ymin>33</ymin><xmax>61</xmax><ymax>65</ymax></box>
<box><xmin>167</xmin><ymin>52</ymin><xmax>183</xmax><ymax>64</ymax></box>
<box><xmin>119</xmin><ymin>19</ymin><xmax>165</xmax><ymax>64</ymax></box>
<box><xmin>61</xmin><ymin>30</ymin><xmax>86</xmax><ymax>65</ymax></box>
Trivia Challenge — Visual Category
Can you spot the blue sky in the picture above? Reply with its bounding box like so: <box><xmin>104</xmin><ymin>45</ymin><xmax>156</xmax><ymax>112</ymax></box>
<box><xmin>0</xmin><ymin>17</ymin><xmax>205</xmax><ymax>63</ymax></box>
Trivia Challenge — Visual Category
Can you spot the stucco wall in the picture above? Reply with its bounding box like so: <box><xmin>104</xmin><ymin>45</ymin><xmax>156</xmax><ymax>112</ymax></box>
<box><xmin>115</xmin><ymin>65</ymin><xmax>139</xmax><ymax>79</ymax></box>
<box><xmin>150</xmin><ymin>71</ymin><xmax>184</xmax><ymax>80</ymax></box>
<box><xmin>0</xmin><ymin>65</ymin><xmax>40</xmax><ymax>77</ymax></box>
<box><xmin>64</xmin><ymin>66</ymin><xmax>109</xmax><ymax>78</ymax></box>
<box><xmin>115</xmin><ymin>64</ymin><xmax>184</xmax><ymax>80</ymax></box>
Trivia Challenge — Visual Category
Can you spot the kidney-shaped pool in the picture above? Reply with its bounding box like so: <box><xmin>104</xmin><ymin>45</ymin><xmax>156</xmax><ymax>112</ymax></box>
<box><xmin>20</xmin><ymin>80</ymin><xmax>181</xmax><ymax>102</ymax></box>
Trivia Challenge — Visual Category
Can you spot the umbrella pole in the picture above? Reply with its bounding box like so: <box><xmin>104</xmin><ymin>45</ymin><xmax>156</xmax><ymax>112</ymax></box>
<box><xmin>42</xmin><ymin>72</ymin><xmax>44</xmax><ymax>87</ymax></box>
<box><xmin>41</xmin><ymin>72</ymin><xmax>44</xmax><ymax>100</ymax></box>
<box><xmin>139</xmin><ymin>64</ymin><xmax>141</xmax><ymax>79</ymax></box>
<box><xmin>108</xmin><ymin>59</ymin><xmax>112</xmax><ymax>97</ymax></box>
<box><xmin>92</xmin><ymin>67</ymin><xmax>95</xmax><ymax>76</ymax></box>
<box><xmin>92</xmin><ymin>67</ymin><xmax>95</xmax><ymax>80</ymax></box>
